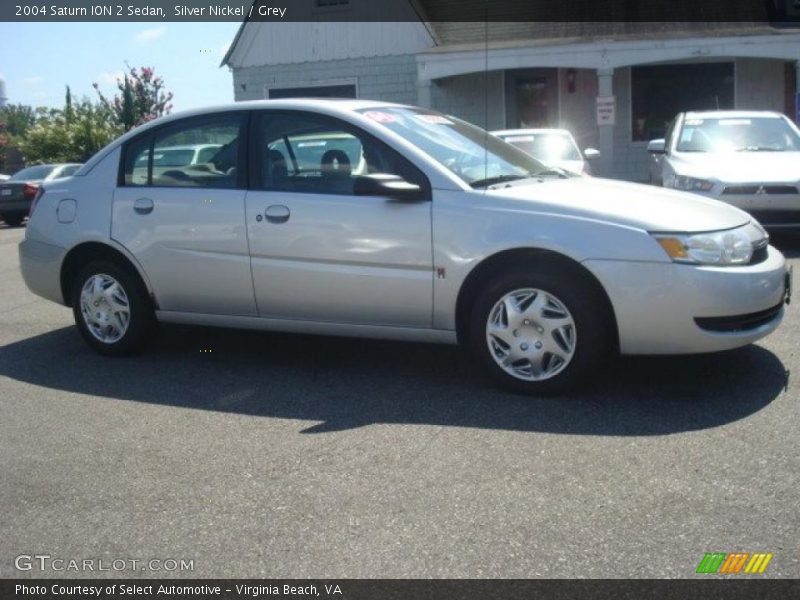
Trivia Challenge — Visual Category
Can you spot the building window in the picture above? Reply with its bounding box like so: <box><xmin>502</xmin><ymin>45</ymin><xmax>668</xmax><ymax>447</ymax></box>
<box><xmin>268</xmin><ymin>84</ymin><xmax>356</xmax><ymax>99</ymax></box>
<box><xmin>631</xmin><ymin>63</ymin><xmax>734</xmax><ymax>142</ymax></box>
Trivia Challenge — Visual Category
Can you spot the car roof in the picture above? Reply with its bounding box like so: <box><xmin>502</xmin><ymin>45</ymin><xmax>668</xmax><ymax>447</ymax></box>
<box><xmin>19</xmin><ymin>164</ymin><xmax>60</xmax><ymax>170</ymax></box>
<box><xmin>683</xmin><ymin>110</ymin><xmax>784</xmax><ymax>120</ymax></box>
<box><xmin>16</xmin><ymin>163</ymin><xmax>80</xmax><ymax>172</ymax></box>
<box><xmin>156</xmin><ymin>98</ymin><xmax>405</xmax><ymax>125</ymax></box>
<box><xmin>491</xmin><ymin>128</ymin><xmax>575</xmax><ymax>136</ymax></box>
<box><xmin>154</xmin><ymin>144</ymin><xmax>222</xmax><ymax>151</ymax></box>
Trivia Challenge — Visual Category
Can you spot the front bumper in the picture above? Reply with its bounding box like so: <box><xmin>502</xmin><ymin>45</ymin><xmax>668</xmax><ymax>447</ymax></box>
<box><xmin>700</xmin><ymin>190</ymin><xmax>800</xmax><ymax>228</ymax></box>
<box><xmin>585</xmin><ymin>245</ymin><xmax>788</xmax><ymax>355</ymax></box>
<box><xmin>19</xmin><ymin>238</ymin><xmax>67</xmax><ymax>305</ymax></box>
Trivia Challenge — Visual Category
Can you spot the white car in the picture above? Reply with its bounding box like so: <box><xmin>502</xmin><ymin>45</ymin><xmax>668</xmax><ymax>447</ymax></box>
<box><xmin>492</xmin><ymin>128</ymin><xmax>600</xmax><ymax>174</ymax></box>
<box><xmin>18</xmin><ymin>100</ymin><xmax>790</xmax><ymax>394</ymax></box>
<box><xmin>648</xmin><ymin>110</ymin><xmax>800</xmax><ymax>228</ymax></box>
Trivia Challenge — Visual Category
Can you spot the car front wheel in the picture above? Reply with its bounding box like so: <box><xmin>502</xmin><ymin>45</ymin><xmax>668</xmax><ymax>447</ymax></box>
<box><xmin>469</xmin><ymin>265</ymin><xmax>614</xmax><ymax>394</ymax></box>
<box><xmin>72</xmin><ymin>260</ymin><xmax>154</xmax><ymax>356</ymax></box>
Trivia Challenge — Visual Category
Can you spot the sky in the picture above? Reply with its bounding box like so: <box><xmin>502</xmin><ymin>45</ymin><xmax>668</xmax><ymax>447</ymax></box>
<box><xmin>0</xmin><ymin>22</ymin><xmax>242</xmax><ymax>112</ymax></box>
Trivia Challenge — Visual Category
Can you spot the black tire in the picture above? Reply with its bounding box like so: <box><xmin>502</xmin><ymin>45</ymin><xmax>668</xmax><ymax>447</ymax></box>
<box><xmin>1</xmin><ymin>212</ymin><xmax>26</xmax><ymax>227</ymax></box>
<box><xmin>468</xmin><ymin>263</ymin><xmax>615</xmax><ymax>395</ymax></box>
<box><xmin>71</xmin><ymin>259</ymin><xmax>155</xmax><ymax>356</ymax></box>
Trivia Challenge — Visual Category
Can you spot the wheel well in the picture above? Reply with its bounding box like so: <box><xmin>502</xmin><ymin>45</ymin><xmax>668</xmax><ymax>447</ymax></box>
<box><xmin>454</xmin><ymin>248</ymin><xmax>619</xmax><ymax>349</ymax></box>
<box><xmin>60</xmin><ymin>242</ymin><xmax>151</xmax><ymax>307</ymax></box>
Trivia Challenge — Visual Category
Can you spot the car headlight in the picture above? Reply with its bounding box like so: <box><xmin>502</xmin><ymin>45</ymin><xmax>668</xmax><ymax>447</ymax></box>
<box><xmin>672</xmin><ymin>175</ymin><xmax>714</xmax><ymax>192</ymax></box>
<box><xmin>653</xmin><ymin>226</ymin><xmax>753</xmax><ymax>265</ymax></box>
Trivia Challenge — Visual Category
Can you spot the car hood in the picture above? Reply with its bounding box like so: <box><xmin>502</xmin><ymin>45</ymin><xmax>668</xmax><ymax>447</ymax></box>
<box><xmin>485</xmin><ymin>176</ymin><xmax>751</xmax><ymax>232</ymax></box>
<box><xmin>670</xmin><ymin>151</ymin><xmax>800</xmax><ymax>183</ymax></box>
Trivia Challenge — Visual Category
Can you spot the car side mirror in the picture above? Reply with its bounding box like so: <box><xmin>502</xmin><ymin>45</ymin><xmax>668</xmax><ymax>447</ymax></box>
<box><xmin>583</xmin><ymin>148</ymin><xmax>600</xmax><ymax>160</ymax></box>
<box><xmin>647</xmin><ymin>139</ymin><xmax>666</xmax><ymax>154</ymax></box>
<box><xmin>354</xmin><ymin>173</ymin><xmax>424</xmax><ymax>201</ymax></box>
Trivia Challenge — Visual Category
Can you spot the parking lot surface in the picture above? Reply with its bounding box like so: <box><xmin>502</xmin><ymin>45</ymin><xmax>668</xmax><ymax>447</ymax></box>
<box><xmin>1</xmin><ymin>224</ymin><xmax>798</xmax><ymax>578</ymax></box>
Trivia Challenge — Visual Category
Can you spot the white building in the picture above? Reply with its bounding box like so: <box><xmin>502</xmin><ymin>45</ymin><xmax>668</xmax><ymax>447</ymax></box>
<box><xmin>222</xmin><ymin>2</ymin><xmax>800</xmax><ymax>181</ymax></box>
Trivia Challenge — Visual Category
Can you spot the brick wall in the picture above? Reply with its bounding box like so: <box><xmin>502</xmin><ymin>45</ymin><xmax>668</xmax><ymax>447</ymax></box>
<box><xmin>430</xmin><ymin>71</ymin><xmax>505</xmax><ymax>130</ymax></box>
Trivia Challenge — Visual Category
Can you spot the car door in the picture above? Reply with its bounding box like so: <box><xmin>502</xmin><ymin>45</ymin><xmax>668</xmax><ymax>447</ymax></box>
<box><xmin>112</xmin><ymin>112</ymin><xmax>257</xmax><ymax>316</ymax></box>
<box><xmin>245</xmin><ymin>110</ymin><xmax>433</xmax><ymax>328</ymax></box>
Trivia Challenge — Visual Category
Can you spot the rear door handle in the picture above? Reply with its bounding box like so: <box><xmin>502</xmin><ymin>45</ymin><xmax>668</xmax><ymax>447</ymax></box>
<box><xmin>133</xmin><ymin>197</ymin><xmax>154</xmax><ymax>215</ymax></box>
<box><xmin>265</xmin><ymin>204</ymin><xmax>290</xmax><ymax>224</ymax></box>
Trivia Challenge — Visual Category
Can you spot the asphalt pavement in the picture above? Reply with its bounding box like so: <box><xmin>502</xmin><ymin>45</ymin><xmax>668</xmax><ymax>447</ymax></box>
<box><xmin>1</xmin><ymin>223</ymin><xmax>798</xmax><ymax>578</ymax></box>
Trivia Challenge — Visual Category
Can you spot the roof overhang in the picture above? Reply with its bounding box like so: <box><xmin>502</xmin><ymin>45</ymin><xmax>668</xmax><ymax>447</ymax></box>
<box><xmin>417</xmin><ymin>30</ymin><xmax>800</xmax><ymax>81</ymax></box>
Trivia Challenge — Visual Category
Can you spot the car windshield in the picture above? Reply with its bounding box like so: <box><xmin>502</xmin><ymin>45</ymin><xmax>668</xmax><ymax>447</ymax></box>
<box><xmin>356</xmin><ymin>107</ymin><xmax>557</xmax><ymax>187</ymax></box>
<box><xmin>9</xmin><ymin>165</ymin><xmax>56</xmax><ymax>181</ymax></box>
<box><xmin>499</xmin><ymin>132</ymin><xmax>582</xmax><ymax>162</ymax></box>
<box><xmin>676</xmin><ymin>116</ymin><xmax>800</xmax><ymax>152</ymax></box>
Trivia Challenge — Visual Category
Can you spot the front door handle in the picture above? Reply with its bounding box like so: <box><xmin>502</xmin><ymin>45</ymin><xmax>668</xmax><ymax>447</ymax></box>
<box><xmin>133</xmin><ymin>197</ymin><xmax>154</xmax><ymax>215</ymax></box>
<box><xmin>265</xmin><ymin>204</ymin><xmax>290</xmax><ymax>224</ymax></box>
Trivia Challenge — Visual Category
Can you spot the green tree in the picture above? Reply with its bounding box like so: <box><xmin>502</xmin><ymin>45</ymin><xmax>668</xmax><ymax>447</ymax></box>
<box><xmin>0</xmin><ymin>103</ymin><xmax>38</xmax><ymax>169</ymax></box>
<box><xmin>19</xmin><ymin>98</ymin><xmax>121</xmax><ymax>164</ymax></box>
<box><xmin>0</xmin><ymin>103</ymin><xmax>37</xmax><ymax>138</ymax></box>
<box><xmin>94</xmin><ymin>66</ymin><xmax>173</xmax><ymax>132</ymax></box>
<box><xmin>64</xmin><ymin>86</ymin><xmax>74</xmax><ymax>123</ymax></box>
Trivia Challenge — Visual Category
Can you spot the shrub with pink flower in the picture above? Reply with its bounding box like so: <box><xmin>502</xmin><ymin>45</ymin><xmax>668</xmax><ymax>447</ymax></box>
<box><xmin>95</xmin><ymin>64</ymin><xmax>174</xmax><ymax>132</ymax></box>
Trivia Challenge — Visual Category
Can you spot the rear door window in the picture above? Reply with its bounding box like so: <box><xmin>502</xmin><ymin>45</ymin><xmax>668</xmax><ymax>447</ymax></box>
<box><xmin>121</xmin><ymin>113</ymin><xmax>245</xmax><ymax>188</ymax></box>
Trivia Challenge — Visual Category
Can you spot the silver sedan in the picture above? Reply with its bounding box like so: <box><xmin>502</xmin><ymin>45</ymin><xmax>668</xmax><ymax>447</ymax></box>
<box><xmin>19</xmin><ymin>100</ymin><xmax>791</xmax><ymax>393</ymax></box>
<box><xmin>648</xmin><ymin>110</ymin><xmax>800</xmax><ymax>229</ymax></box>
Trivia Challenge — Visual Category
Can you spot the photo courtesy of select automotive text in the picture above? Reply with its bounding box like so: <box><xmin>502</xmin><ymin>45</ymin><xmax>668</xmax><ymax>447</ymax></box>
<box><xmin>1</xmin><ymin>0</ymin><xmax>800</xmax><ymax>598</ymax></box>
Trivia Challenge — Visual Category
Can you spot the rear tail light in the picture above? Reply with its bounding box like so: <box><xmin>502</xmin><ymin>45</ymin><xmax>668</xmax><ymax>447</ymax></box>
<box><xmin>28</xmin><ymin>186</ymin><xmax>45</xmax><ymax>217</ymax></box>
<box><xmin>23</xmin><ymin>183</ymin><xmax>39</xmax><ymax>200</ymax></box>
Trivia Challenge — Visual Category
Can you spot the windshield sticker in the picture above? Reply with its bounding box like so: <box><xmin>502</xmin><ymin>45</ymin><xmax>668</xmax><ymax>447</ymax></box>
<box><xmin>363</xmin><ymin>111</ymin><xmax>397</xmax><ymax>123</ymax></box>
<box><xmin>416</xmin><ymin>114</ymin><xmax>453</xmax><ymax>125</ymax></box>
<box><xmin>719</xmin><ymin>119</ymin><xmax>752</xmax><ymax>126</ymax></box>
<box><xmin>684</xmin><ymin>119</ymin><xmax>704</xmax><ymax>126</ymax></box>
<box><xmin>505</xmin><ymin>135</ymin><xmax>535</xmax><ymax>142</ymax></box>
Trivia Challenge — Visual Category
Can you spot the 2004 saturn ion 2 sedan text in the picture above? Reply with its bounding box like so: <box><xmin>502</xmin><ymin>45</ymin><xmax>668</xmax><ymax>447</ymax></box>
<box><xmin>19</xmin><ymin>100</ymin><xmax>792</xmax><ymax>393</ymax></box>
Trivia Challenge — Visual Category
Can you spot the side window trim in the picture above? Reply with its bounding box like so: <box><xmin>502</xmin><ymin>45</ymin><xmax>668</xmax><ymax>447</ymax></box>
<box><xmin>118</xmin><ymin>111</ymin><xmax>248</xmax><ymax>190</ymax></box>
<box><xmin>250</xmin><ymin>109</ymin><xmax>431</xmax><ymax>200</ymax></box>
<box><xmin>118</xmin><ymin>133</ymin><xmax>153</xmax><ymax>187</ymax></box>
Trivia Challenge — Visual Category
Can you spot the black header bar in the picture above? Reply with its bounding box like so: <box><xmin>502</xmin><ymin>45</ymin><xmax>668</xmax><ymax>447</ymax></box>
<box><xmin>2</xmin><ymin>0</ymin><xmax>800</xmax><ymax>23</ymax></box>
<box><xmin>3</xmin><ymin>579</ymin><xmax>800</xmax><ymax>600</ymax></box>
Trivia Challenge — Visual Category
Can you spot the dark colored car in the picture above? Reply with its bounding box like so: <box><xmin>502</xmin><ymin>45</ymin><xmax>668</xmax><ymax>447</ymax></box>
<box><xmin>0</xmin><ymin>163</ymin><xmax>82</xmax><ymax>226</ymax></box>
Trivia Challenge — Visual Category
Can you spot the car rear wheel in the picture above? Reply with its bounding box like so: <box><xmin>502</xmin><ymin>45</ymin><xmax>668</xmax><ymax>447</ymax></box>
<box><xmin>469</xmin><ymin>265</ymin><xmax>614</xmax><ymax>394</ymax></box>
<box><xmin>71</xmin><ymin>260</ymin><xmax>154</xmax><ymax>356</ymax></box>
<box><xmin>1</xmin><ymin>212</ymin><xmax>26</xmax><ymax>227</ymax></box>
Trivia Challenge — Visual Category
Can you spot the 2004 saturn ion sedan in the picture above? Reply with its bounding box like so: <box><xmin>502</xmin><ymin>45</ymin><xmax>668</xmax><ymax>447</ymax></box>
<box><xmin>19</xmin><ymin>100</ymin><xmax>792</xmax><ymax>393</ymax></box>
